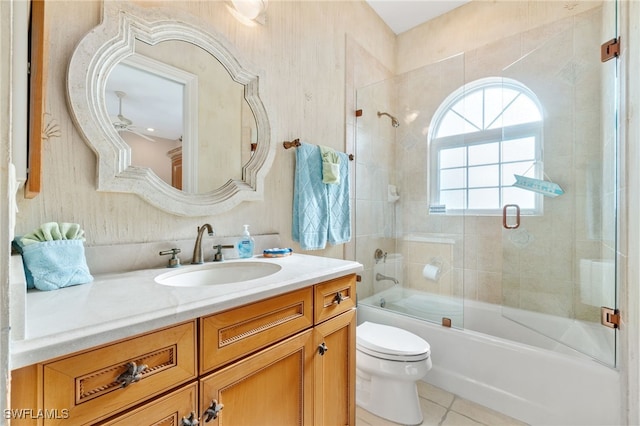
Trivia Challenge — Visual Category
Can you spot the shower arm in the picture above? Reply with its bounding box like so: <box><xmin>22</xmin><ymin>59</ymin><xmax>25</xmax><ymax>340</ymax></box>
<box><xmin>377</xmin><ymin>111</ymin><xmax>400</xmax><ymax>127</ymax></box>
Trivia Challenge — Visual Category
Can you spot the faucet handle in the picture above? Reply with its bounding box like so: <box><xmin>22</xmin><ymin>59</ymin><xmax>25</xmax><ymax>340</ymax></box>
<box><xmin>213</xmin><ymin>244</ymin><xmax>235</xmax><ymax>262</ymax></box>
<box><xmin>159</xmin><ymin>248</ymin><xmax>181</xmax><ymax>268</ymax></box>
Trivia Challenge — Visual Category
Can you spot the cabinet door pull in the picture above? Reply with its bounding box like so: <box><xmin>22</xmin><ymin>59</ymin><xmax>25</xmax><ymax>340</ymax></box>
<box><xmin>333</xmin><ymin>291</ymin><xmax>345</xmax><ymax>304</ymax></box>
<box><xmin>318</xmin><ymin>342</ymin><xmax>329</xmax><ymax>355</ymax></box>
<box><xmin>181</xmin><ymin>412</ymin><xmax>200</xmax><ymax>426</ymax></box>
<box><xmin>203</xmin><ymin>399</ymin><xmax>224</xmax><ymax>422</ymax></box>
<box><xmin>115</xmin><ymin>361</ymin><xmax>147</xmax><ymax>388</ymax></box>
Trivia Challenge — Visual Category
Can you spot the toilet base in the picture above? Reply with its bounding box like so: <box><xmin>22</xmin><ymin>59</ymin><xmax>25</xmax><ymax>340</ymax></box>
<box><xmin>356</xmin><ymin>369</ymin><xmax>424</xmax><ymax>425</ymax></box>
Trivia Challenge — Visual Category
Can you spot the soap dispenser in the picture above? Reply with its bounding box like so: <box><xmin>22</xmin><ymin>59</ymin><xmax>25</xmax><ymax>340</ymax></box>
<box><xmin>237</xmin><ymin>225</ymin><xmax>255</xmax><ymax>258</ymax></box>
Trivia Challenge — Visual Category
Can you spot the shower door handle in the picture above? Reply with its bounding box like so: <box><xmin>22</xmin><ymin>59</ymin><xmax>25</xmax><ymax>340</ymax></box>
<box><xmin>503</xmin><ymin>204</ymin><xmax>520</xmax><ymax>229</ymax></box>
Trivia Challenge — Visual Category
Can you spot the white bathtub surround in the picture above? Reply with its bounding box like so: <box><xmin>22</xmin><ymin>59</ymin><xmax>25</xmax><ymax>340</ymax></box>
<box><xmin>10</xmin><ymin>250</ymin><xmax>362</xmax><ymax>369</ymax></box>
<box><xmin>363</xmin><ymin>285</ymin><xmax>615</xmax><ymax>362</ymax></box>
<box><xmin>357</xmin><ymin>304</ymin><xmax>619</xmax><ymax>426</ymax></box>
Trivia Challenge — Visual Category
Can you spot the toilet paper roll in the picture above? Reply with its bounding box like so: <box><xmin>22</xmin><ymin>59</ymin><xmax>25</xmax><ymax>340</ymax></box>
<box><xmin>422</xmin><ymin>264</ymin><xmax>441</xmax><ymax>281</ymax></box>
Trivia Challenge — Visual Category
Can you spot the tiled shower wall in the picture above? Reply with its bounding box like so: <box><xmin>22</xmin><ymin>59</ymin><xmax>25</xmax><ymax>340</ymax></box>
<box><xmin>356</xmin><ymin>3</ymin><xmax>612</xmax><ymax>326</ymax></box>
<box><xmin>395</xmin><ymin>6</ymin><xmax>607</xmax><ymax>323</ymax></box>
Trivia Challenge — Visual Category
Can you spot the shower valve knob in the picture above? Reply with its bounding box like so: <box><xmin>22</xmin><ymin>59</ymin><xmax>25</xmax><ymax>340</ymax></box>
<box><xmin>318</xmin><ymin>342</ymin><xmax>329</xmax><ymax>355</ymax></box>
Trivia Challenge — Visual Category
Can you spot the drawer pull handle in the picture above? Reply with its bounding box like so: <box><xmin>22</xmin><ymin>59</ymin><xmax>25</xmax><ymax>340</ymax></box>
<box><xmin>318</xmin><ymin>342</ymin><xmax>329</xmax><ymax>356</ymax></box>
<box><xmin>115</xmin><ymin>361</ymin><xmax>147</xmax><ymax>388</ymax></box>
<box><xmin>333</xmin><ymin>292</ymin><xmax>345</xmax><ymax>304</ymax></box>
<box><xmin>181</xmin><ymin>412</ymin><xmax>199</xmax><ymax>426</ymax></box>
<box><xmin>203</xmin><ymin>399</ymin><xmax>224</xmax><ymax>422</ymax></box>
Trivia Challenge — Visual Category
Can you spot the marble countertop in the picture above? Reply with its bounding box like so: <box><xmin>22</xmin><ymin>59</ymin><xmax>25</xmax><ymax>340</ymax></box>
<box><xmin>11</xmin><ymin>253</ymin><xmax>362</xmax><ymax>369</ymax></box>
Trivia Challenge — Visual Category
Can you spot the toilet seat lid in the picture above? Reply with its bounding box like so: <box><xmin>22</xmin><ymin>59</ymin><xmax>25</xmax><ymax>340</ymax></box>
<box><xmin>357</xmin><ymin>321</ymin><xmax>430</xmax><ymax>361</ymax></box>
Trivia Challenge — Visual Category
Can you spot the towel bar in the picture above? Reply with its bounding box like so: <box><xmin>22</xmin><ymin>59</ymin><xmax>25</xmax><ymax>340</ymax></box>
<box><xmin>283</xmin><ymin>139</ymin><xmax>354</xmax><ymax>161</ymax></box>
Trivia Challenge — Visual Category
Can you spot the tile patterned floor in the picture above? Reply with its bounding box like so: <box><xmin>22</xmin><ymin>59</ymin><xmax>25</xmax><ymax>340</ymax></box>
<box><xmin>356</xmin><ymin>381</ymin><xmax>529</xmax><ymax>426</ymax></box>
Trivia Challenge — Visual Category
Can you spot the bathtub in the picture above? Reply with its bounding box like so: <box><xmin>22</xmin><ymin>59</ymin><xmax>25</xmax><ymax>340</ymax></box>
<box><xmin>358</xmin><ymin>289</ymin><xmax>620</xmax><ymax>425</ymax></box>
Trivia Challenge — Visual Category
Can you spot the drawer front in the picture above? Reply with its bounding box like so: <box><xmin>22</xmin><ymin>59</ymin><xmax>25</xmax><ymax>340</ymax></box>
<box><xmin>200</xmin><ymin>287</ymin><xmax>313</xmax><ymax>374</ymax></box>
<box><xmin>99</xmin><ymin>382</ymin><xmax>198</xmax><ymax>426</ymax></box>
<box><xmin>43</xmin><ymin>321</ymin><xmax>197</xmax><ymax>425</ymax></box>
<box><xmin>314</xmin><ymin>274</ymin><xmax>357</xmax><ymax>324</ymax></box>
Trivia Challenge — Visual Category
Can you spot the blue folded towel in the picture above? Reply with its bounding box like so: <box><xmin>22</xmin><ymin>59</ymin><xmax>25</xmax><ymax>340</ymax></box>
<box><xmin>292</xmin><ymin>143</ymin><xmax>351</xmax><ymax>250</ymax></box>
<box><xmin>13</xmin><ymin>238</ymin><xmax>93</xmax><ymax>291</ymax></box>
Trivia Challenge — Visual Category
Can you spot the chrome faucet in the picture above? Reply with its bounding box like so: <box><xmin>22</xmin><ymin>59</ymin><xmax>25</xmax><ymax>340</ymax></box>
<box><xmin>192</xmin><ymin>224</ymin><xmax>214</xmax><ymax>264</ymax></box>
<box><xmin>375</xmin><ymin>272</ymin><xmax>399</xmax><ymax>285</ymax></box>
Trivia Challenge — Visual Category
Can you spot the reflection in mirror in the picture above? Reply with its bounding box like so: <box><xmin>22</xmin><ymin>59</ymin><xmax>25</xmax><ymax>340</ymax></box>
<box><xmin>105</xmin><ymin>39</ymin><xmax>258</xmax><ymax>194</ymax></box>
<box><xmin>67</xmin><ymin>1</ymin><xmax>273</xmax><ymax>216</ymax></box>
<box><xmin>106</xmin><ymin>54</ymin><xmax>187</xmax><ymax>189</ymax></box>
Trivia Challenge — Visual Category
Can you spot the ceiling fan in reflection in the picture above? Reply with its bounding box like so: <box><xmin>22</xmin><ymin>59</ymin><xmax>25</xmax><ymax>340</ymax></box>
<box><xmin>112</xmin><ymin>90</ymin><xmax>157</xmax><ymax>142</ymax></box>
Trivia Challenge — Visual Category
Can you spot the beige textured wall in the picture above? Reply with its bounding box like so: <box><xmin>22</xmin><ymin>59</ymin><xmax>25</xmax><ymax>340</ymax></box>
<box><xmin>13</xmin><ymin>0</ymin><xmax>395</xmax><ymax>260</ymax></box>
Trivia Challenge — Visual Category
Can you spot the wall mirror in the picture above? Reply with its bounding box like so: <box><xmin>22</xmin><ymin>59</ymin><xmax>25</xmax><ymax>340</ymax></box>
<box><xmin>67</xmin><ymin>1</ymin><xmax>273</xmax><ymax>216</ymax></box>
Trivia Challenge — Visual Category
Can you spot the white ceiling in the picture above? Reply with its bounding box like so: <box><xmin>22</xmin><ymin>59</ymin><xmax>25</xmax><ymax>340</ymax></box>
<box><xmin>366</xmin><ymin>0</ymin><xmax>470</xmax><ymax>34</ymax></box>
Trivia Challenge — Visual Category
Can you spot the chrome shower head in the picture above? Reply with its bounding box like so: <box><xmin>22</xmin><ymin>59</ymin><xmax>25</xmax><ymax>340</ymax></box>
<box><xmin>377</xmin><ymin>111</ymin><xmax>400</xmax><ymax>128</ymax></box>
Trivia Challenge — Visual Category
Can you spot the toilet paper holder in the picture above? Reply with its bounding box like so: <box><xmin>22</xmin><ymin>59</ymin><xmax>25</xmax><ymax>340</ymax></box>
<box><xmin>423</xmin><ymin>257</ymin><xmax>444</xmax><ymax>281</ymax></box>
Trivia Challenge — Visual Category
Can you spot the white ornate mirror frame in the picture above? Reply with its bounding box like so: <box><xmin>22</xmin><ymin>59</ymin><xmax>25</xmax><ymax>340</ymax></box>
<box><xmin>67</xmin><ymin>1</ymin><xmax>274</xmax><ymax>216</ymax></box>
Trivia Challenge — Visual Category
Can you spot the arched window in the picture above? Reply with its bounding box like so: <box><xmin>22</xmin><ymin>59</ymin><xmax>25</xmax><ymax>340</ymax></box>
<box><xmin>429</xmin><ymin>77</ymin><xmax>544</xmax><ymax>214</ymax></box>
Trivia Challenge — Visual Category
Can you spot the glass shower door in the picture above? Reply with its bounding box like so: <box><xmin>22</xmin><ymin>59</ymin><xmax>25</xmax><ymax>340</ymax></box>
<box><xmin>499</xmin><ymin>3</ymin><xmax>617</xmax><ymax>366</ymax></box>
<box><xmin>354</xmin><ymin>53</ymin><xmax>467</xmax><ymax>329</ymax></box>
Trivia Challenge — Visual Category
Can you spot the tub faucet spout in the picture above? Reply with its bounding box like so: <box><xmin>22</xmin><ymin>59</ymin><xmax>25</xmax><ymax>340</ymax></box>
<box><xmin>375</xmin><ymin>272</ymin><xmax>399</xmax><ymax>285</ymax></box>
<box><xmin>192</xmin><ymin>224</ymin><xmax>214</xmax><ymax>264</ymax></box>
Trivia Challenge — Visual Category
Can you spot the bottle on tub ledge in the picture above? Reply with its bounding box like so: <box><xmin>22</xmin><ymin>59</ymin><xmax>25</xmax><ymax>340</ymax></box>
<box><xmin>236</xmin><ymin>224</ymin><xmax>255</xmax><ymax>258</ymax></box>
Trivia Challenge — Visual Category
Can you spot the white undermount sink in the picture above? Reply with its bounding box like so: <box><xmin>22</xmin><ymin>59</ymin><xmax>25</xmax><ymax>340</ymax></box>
<box><xmin>154</xmin><ymin>261</ymin><xmax>282</xmax><ymax>287</ymax></box>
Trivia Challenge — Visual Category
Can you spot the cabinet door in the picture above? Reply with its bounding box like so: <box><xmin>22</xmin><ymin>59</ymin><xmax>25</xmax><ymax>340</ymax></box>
<box><xmin>200</xmin><ymin>330</ymin><xmax>314</xmax><ymax>426</ymax></box>
<box><xmin>314</xmin><ymin>309</ymin><xmax>356</xmax><ymax>426</ymax></box>
<box><xmin>99</xmin><ymin>382</ymin><xmax>198</xmax><ymax>426</ymax></box>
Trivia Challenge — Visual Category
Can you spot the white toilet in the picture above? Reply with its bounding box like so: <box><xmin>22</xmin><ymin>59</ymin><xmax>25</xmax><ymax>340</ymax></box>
<box><xmin>356</xmin><ymin>321</ymin><xmax>432</xmax><ymax>425</ymax></box>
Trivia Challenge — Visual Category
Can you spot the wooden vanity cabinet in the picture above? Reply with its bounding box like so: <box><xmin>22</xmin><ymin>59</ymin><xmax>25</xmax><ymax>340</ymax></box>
<box><xmin>10</xmin><ymin>274</ymin><xmax>356</xmax><ymax>426</ymax></box>
<box><xmin>198</xmin><ymin>274</ymin><xmax>356</xmax><ymax>426</ymax></box>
